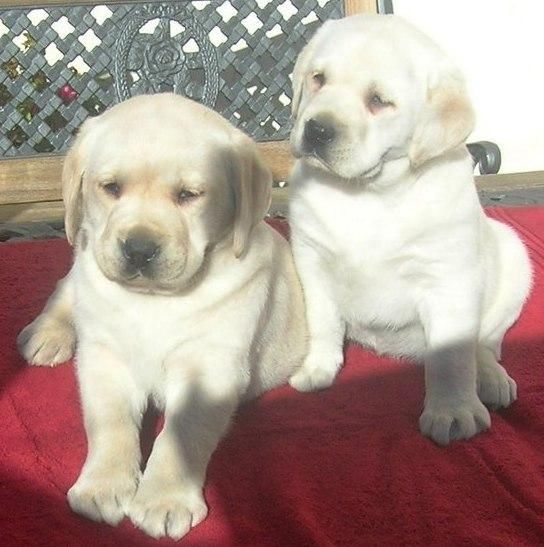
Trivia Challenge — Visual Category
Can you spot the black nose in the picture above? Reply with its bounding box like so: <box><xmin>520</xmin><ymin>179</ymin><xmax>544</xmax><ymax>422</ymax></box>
<box><xmin>304</xmin><ymin>118</ymin><xmax>336</xmax><ymax>148</ymax></box>
<box><xmin>121</xmin><ymin>236</ymin><xmax>160</xmax><ymax>270</ymax></box>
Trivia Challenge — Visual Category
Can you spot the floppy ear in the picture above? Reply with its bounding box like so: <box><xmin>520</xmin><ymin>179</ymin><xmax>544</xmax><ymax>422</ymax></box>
<box><xmin>291</xmin><ymin>42</ymin><xmax>312</xmax><ymax>119</ymax></box>
<box><xmin>291</xmin><ymin>23</ymin><xmax>330</xmax><ymax>119</ymax></box>
<box><xmin>62</xmin><ymin>119</ymin><xmax>95</xmax><ymax>245</ymax></box>
<box><xmin>230</xmin><ymin>133</ymin><xmax>272</xmax><ymax>258</ymax></box>
<box><xmin>409</xmin><ymin>63</ymin><xmax>475</xmax><ymax>167</ymax></box>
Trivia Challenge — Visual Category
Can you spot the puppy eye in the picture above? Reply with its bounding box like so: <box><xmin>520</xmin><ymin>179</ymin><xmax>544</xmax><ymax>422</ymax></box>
<box><xmin>177</xmin><ymin>189</ymin><xmax>200</xmax><ymax>204</ymax></box>
<box><xmin>311</xmin><ymin>71</ymin><xmax>326</xmax><ymax>90</ymax></box>
<box><xmin>368</xmin><ymin>93</ymin><xmax>394</xmax><ymax>114</ymax></box>
<box><xmin>102</xmin><ymin>182</ymin><xmax>121</xmax><ymax>198</ymax></box>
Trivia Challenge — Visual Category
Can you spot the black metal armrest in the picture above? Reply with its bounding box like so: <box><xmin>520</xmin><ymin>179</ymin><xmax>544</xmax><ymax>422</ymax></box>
<box><xmin>467</xmin><ymin>141</ymin><xmax>501</xmax><ymax>175</ymax></box>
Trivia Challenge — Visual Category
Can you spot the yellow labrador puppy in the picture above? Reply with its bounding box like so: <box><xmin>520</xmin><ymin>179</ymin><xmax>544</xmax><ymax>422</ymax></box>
<box><xmin>18</xmin><ymin>93</ymin><xmax>307</xmax><ymax>539</ymax></box>
<box><xmin>288</xmin><ymin>15</ymin><xmax>531</xmax><ymax>445</ymax></box>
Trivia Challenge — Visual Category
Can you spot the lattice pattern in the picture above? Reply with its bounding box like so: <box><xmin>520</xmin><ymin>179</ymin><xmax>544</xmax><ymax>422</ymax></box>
<box><xmin>0</xmin><ymin>1</ymin><xmax>344</xmax><ymax>157</ymax></box>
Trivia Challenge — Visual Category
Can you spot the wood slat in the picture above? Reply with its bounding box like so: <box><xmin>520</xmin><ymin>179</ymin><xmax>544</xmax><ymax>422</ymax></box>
<box><xmin>0</xmin><ymin>143</ymin><xmax>294</xmax><ymax>206</ymax></box>
<box><xmin>0</xmin><ymin>200</ymin><xmax>64</xmax><ymax>224</ymax></box>
<box><xmin>1</xmin><ymin>149</ymin><xmax>544</xmax><ymax>208</ymax></box>
<box><xmin>475</xmin><ymin>171</ymin><xmax>544</xmax><ymax>191</ymax></box>
<box><xmin>258</xmin><ymin>141</ymin><xmax>293</xmax><ymax>182</ymax></box>
<box><xmin>0</xmin><ymin>155</ymin><xmax>62</xmax><ymax>205</ymax></box>
<box><xmin>3</xmin><ymin>173</ymin><xmax>544</xmax><ymax>226</ymax></box>
<box><xmin>0</xmin><ymin>188</ymin><xmax>289</xmax><ymax>224</ymax></box>
<box><xmin>343</xmin><ymin>0</ymin><xmax>378</xmax><ymax>16</ymax></box>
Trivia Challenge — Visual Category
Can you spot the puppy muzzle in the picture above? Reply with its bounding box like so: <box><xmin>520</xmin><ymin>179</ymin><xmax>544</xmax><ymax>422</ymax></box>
<box><xmin>119</xmin><ymin>230</ymin><xmax>161</xmax><ymax>280</ymax></box>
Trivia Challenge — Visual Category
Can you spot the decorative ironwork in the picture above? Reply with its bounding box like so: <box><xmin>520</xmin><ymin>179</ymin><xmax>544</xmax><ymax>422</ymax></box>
<box><xmin>0</xmin><ymin>1</ymin><xmax>344</xmax><ymax>157</ymax></box>
<box><xmin>114</xmin><ymin>4</ymin><xmax>219</xmax><ymax>106</ymax></box>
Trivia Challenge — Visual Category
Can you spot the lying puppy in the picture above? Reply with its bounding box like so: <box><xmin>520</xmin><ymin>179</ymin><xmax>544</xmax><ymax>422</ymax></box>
<box><xmin>18</xmin><ymin>93</ymin><xmax>307</xmax><ymax>539</ymax></box>
<box><xmin>288</xmin><ymin>14</ymin><xmax>531</xmax><ymax>445</ymax></box>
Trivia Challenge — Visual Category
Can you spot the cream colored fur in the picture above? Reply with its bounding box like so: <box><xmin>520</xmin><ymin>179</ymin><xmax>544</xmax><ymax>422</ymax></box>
<box><xmin>288</xmin><ymin>15</ymin><xmax>532</xmax><ymax>445</ymax></box>
<box><xmin>18</xmin><ymin>93</ymin><xmax>307</xmax><ymax>539</ymax></box>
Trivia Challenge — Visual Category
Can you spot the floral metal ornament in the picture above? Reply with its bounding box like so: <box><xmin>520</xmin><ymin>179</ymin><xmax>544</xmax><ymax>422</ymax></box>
<box><xmin>114</xmin><ymin>4</ymin><xmax>219</xmax><ymax>106</ymax></box>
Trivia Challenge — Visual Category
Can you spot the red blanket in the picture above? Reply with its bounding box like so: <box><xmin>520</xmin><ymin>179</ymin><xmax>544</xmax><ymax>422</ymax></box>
<box><xmin>1</xmin><ymin>208</ymin><xmax>543</xmax><ymax>546</ymax></box>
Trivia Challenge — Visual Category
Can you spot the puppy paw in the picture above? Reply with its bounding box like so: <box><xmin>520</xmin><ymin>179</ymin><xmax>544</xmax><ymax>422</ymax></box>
<box><xmin>419</xmin><ymin>396</ymin><xmax>491</xmax><ymax>446</ymax></box>
<box><xmin>128</xmin><ymin>483</ymin><xmax>208</xmax><ymax>540</ymax></box>
<box><xmin>289</xmin><ymin>350</ymin><xmax>343</xmax><ymax>392</ymax></box>
<box><xmin>477</xmin><ymin>360</ymin><xmax>517</xmax><ymax>409</ymax></box>
<box><xmin>67</xmin><ymin>467</ymin><xmax>140</xmax><ymax>526</ymax></box>
<box><xmin>17</xmin><ymin>316</ymin><xmax>75</xmax><ymax>366</ymax></box>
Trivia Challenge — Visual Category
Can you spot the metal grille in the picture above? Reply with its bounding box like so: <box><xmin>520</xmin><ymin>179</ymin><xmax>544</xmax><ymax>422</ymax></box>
<box><xmin>0</xmin><ymin>1</ymin><xmax>344</xmax><ymax>157</ymax></box>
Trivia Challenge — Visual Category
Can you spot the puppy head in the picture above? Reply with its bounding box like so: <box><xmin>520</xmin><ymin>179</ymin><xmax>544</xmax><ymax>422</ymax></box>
<box><xmin>290</xmin><ymin>14</ymin><xmax>475</xmax><ymax>180</ymax></box>
<box><xmin>63</xmin><ymin>93</ymin><xmax>271</xmax><ymax>294</ymax></box>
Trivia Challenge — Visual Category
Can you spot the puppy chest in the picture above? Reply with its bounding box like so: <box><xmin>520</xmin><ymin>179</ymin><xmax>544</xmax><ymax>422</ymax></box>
<box><xmin>76</xmin><ymin>290</ymin><xmax>250</xmax><ymax>400</ymax></box>
<box><xmin>331</xmin><ymin>260</ymin><xmax>419</xmax><ymax>328</ymax></box>
<box><xmin>314</xmin><ymin>220</ymin><xmax>425</xmax><ymax>328</ymax></box>
<box><xmin>76</xmin><ymin>299</ymin><xmax>188</xmax><ymax>382</ymax></box>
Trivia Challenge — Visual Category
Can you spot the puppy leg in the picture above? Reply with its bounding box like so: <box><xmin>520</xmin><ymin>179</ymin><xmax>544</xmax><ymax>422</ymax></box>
<box><xmin>475</xmin><ymin>219</ymin><xmax>528</xmax><ymax>409</ymax></box>
<box><xmin>17</xmin><ymin>271</ymin><xmax>76</xmax><ymax>366</ymax></box>
<box><xmin>418</xmin><ymin>294</ymin><xmax>490</xmax><ymax>445</ymax></box>
<box><xmin>128</xmin><ymin>368</ymin><xmax>239</xmax><ymax>540</ymax></box>
<box><xmin>289</xmin><ymin>241</ymin><xmax>345</xmax><ymax>392</ymax></box>
<box><xmin>477</xmin><ymin>345</ymin><xmax>517</xmax><ymax>409</ymax></box>
<box><xmin>68</xmin><ymin>343</ymin><xmax>146</xmax><ymax>526</ymax></box>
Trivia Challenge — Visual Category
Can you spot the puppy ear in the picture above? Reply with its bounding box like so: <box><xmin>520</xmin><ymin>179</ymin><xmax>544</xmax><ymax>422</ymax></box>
<box><xmin>62</xmin><ymin>118</ymin><xmax>95</xmax><ymax>245</ymax></box>
<box><xmin>291</xmin><ymin>22</ymin><xmax>330</xmax><ymax>119</ymax></box>
<box><xmin>291</xmin><ymin>42</ymin><xmax>312</xmax><ymax>119</ymax></box>
<box><xmin>409</xmin><ymin>62</ymin><xmax>475</xmax><ymax>167</ymax></box>
<box><xmin>230</xmin><ymin>133</ymin><xmax>272</xmax><ymax>258</ymax></box>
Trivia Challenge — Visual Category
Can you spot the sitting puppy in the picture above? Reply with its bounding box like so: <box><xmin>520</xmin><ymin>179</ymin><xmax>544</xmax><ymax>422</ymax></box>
<box><xmin>18</xmin><ymin>93</ymin><xmax>307</xmax><ymax>539</ymax></box>
<box><xmin>288</xmin><ymin>15</ymin><xmax>531</xmax><ymax>445</ymax></box>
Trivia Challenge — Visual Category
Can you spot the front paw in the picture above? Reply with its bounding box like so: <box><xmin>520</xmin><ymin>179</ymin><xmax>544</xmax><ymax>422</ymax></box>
<box><xmin>128</xmin><ymin>482</ymin><xmax>208</xmax><ymax>540</ymax></box>
<box><xmin>289</xmin><ymin>349</ymin><xmax>343</xmax><ymax>392</ymax></box>
<box><xmin>419</xmin><ymin>396</ymin><xmax>491</xmax><ymax>446</ymax></box>
<box><xmin>17</xmin><ymin>316</ymin><xmax>75</xmax><ymax>366</ymax></box>
<box><xmin>477</xmin><ymin>360</ymin><xmax>517</xmax><ymax>409</ymax></box>
<box><xmin>67</xmin><ymin>467</ymin><xmax>140</xmax><ymax>526</ymax></box>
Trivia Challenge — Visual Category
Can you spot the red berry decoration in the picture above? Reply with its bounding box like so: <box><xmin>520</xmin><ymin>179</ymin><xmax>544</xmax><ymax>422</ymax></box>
<box><xmin>57</xmin><ymin>84</ymin><xmax>78</xmax><ymax>104</ymax></box>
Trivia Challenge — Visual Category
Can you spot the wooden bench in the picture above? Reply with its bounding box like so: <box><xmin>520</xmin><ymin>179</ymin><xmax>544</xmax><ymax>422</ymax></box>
<box><xmin>0</xmin><ymin>0</ymin><xmax>542</xmax><ymax>226</ymax></box>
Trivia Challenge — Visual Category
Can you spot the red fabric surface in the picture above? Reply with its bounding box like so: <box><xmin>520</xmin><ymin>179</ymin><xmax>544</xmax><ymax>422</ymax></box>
<box><xmin>1</xmin><ymin>208</ymin><xmax>544</xmax><ymax>547</ymax></box>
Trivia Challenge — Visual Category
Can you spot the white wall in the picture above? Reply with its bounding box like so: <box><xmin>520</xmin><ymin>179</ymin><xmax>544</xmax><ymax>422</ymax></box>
<box><xmin>394</xmin><ymin>0</ymin><xmax>544</xmax><ymax>174</ymax></box>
